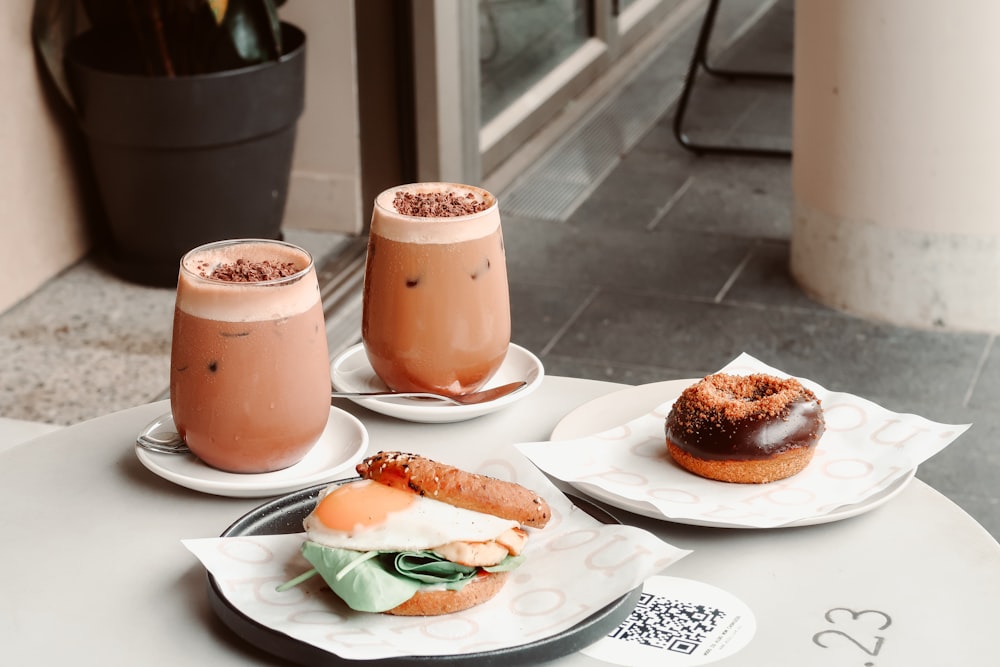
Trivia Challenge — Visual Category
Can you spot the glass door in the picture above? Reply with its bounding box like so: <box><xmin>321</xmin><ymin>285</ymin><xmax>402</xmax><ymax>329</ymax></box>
<box><xmin>479</xmin><ymin>0</ymin><xmax>593</xmax><ymax>126</ymax></box>
<box><xmin>408</xmin><ymin>0</ymin><xmax>680</xmax><ymax>185</ymax></box>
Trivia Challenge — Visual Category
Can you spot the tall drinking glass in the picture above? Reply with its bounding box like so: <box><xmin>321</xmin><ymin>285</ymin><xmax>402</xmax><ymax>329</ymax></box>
<box><xmin>170</xmin><ymin>239</ymin><xmax>331</xmax><ymax>473</ymax></box>
<box><xmin>362</xmin><ymin>183</ymin><xmax>511</xmax><ymax>396</ymax></box>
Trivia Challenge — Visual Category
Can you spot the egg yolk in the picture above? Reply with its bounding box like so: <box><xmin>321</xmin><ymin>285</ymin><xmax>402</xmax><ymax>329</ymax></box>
<box><xmin>315</xmin><ymin>481</ymin><xmax>416</xmax><ymax>531</ymax></box>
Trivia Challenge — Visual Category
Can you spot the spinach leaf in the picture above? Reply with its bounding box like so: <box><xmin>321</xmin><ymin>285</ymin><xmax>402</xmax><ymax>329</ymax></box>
<box><xmin>288</xmin><ymin>543</ymin><xmax>527</xmax><ymax>612</ymax></box>
<box><xmin>300</xmin><ymin>542</ymin><xmax>420</xmax><ymax>613</ymax></box>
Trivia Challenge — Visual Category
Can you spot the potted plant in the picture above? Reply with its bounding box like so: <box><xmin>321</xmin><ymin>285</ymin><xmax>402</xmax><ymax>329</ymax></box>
<box><xmin>32</xmin><ymin>0</ymin><xmax>305</xmax><ymax>286</ymax></box>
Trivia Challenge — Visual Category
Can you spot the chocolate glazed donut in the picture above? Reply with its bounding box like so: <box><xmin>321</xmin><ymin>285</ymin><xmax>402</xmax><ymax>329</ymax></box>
<box><xmin>665</xmin><ymin>373</ymin><xmax>825</xmax><ymax>484</ymax></box>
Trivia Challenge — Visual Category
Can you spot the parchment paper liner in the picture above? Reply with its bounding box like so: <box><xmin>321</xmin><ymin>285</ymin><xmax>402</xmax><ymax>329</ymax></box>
<box><xmin>517</xmin><ymin>353</ymin><xmax>970</xmax><ymax>528</ymax></box>
<box><xmin>185</xmin><ymin>445</ymin><xmax>689</xmax><ymax>660</ymax></box>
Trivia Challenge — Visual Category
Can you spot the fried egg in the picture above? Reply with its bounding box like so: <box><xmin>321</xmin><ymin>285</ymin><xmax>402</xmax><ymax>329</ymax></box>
<box><xmin>304</xmin><ymin>479</ymin><xmax>519</xmax><ymax>552</ymax></box>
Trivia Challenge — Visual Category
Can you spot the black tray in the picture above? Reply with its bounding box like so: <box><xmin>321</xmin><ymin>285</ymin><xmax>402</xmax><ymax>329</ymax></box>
<box><xmin>209</xmin><ymin>481</ymin><xmax>642</xmax><ymax>666</ymax></box>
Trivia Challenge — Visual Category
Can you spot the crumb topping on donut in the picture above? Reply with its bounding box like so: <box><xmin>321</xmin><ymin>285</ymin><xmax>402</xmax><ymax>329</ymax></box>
<box><xmin>671</xmin><ymin>373</ymin><xmax>816</xmax><ymax>428</ymax></box>
<box><xmin>665</xmin><ymin>373</ymin><xmax>825</xmax><ymax>466</ymax></box>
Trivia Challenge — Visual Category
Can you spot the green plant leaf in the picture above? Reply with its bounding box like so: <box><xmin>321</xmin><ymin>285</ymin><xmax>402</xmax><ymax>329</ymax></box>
<box><xmin>483</xmin><ymin>554</ymin><xmax>525</xmax><ymax>572</ymax></box>
<box><xmin>219</xmin><ymin>0</ymin><xmax>282</xmax><ymax>64</ymax></box>
<box><xmin>300</xmin><ymin>542</ymin><xmax>421</xmax><ymax>613</ymax></box>
<box><xmin>293</xmin><ymin>543</ymin><xmax>527</xmax><ymax>613</ymax></box>
<box><xmin>393</xmin><ymin>552</ymin><xmax>478</xmax><ymax>588</ymax></box>
<box><xmin>30</xmin><ymin>0</ymin><xmax>80</xmax><ymax>110</ymax></box>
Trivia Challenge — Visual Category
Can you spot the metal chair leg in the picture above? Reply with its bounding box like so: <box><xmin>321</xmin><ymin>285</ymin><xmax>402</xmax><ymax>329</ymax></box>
<box><xmin>673</xmin><ymin>0</ymin><xmax>792</xmax><ymax>158</ymax></box>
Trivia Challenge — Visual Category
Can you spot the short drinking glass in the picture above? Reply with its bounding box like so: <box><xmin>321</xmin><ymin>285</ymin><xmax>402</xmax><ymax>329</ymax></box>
<box><xmin>170</xmin><ymin>239</ymin><xmax>331</xmax><ymax>473</ymax></box>
<box><xmin>362</xmin><ymin>183</ymin><xmax>511</xmax><ymax>397</ymax></box>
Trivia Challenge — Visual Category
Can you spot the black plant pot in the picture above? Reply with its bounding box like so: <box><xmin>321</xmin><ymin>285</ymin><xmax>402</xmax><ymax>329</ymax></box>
<box><xmin>64</xmin><ymin>23</ymin><xmax>306</xmax><ymax>287</ymax></box>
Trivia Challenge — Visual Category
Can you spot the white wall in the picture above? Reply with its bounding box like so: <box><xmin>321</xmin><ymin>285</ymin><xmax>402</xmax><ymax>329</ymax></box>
<box><xmin>0</xmin><ymin>0</ymin><xmax>90</xmax><ymax>314</ymax></box>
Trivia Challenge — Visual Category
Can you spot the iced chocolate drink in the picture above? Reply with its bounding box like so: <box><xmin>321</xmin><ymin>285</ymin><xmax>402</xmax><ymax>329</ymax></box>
<box><xmin>362</xmin><ymin>183</ymin><xmax>511</xmax><ymax>396</ymax></box>
<box><xmin>170</xmin><ymin>239</ymin><xmax>330</xmax><ymax>473</ymax></box>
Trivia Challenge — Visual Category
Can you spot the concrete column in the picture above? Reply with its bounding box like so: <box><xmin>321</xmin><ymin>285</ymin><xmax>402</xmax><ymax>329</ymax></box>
<box><xmin>790</xmin><ymin>0</ymin><xmax>1000</xmax><ymax>331</ymax></box>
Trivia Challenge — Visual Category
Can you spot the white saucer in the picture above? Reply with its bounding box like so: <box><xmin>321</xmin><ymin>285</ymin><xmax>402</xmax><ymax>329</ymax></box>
<box><xmin>550</xmin><ymin>380</ymin><xmax>916</xmax><ymax>529</ymax></box>
<box><xmin>135</xmin><ymin>407</ymin><xmax>368</xmax><ymax>498</ymax></box>
<box><xmin>330</xmin><ymin>343</ymin><xmax>544</xmax><ymax>423</ymax></box>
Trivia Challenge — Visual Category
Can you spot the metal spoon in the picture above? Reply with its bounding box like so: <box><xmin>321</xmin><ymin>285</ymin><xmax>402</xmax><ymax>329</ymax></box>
<box><xmin>331</xmin><ymin>380</ymin><xmax>527</xmax><ymax>406</ymax></box>
<box><xmin>136</xmin><ymin>413</ymin><xmax>189</xmax><ymax>455</ymax></box>
<box><xmin>136</xmin><ymin>381</ymin><xmax>528</xmax><ymax>455</ymax></box>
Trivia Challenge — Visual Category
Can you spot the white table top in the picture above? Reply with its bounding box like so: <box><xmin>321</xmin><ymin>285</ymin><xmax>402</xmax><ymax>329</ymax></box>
<box><xmin>2</xmin><ymin>376</ymin><xmax>998</xmax><ymax>666</ymax></box>
<box><xmin>0</xmin><ymin>416</ymin><xmax>62</xmax><ymax>452</ymax></box>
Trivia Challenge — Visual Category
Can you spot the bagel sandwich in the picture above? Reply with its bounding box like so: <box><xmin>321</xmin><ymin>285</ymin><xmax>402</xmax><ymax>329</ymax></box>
<box><xmin>279</xmin><ymin>451</ymin><xmax>551</xmax><ymax>616</ymax></box>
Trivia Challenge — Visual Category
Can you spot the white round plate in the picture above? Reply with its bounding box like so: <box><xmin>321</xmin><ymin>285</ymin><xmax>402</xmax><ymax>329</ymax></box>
<box><xmin>551</xmin><ymin>379</ymin><xmax>916</xmax><ymax>529</ymax></box>
<box><xmin>330</xmin><ymin>343</ymin><xmax>544</xmax><ymax>423</ymax></box>
<box><xmin>135</xmin><ymin>407</ymin><xmax>368</xmax><ymax>498</ymax></box>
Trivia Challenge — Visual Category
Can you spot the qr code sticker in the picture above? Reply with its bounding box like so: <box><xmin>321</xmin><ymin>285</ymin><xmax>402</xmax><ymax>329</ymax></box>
<box><xmin>608</xmin><ymin>592</ymin><xmax>727</xmax><ymax>655</ymax></box>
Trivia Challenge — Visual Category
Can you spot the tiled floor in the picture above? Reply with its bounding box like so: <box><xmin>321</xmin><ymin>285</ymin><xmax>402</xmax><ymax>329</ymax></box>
<box><xmin>503</xmin><ymin>0</ymin><xmax>1000</xmax><ymax>540</ymax></box>
<box><xmin>2</xmin><ymin>0</ymin><xmax>996</xmax><ymax>540</ymax></box>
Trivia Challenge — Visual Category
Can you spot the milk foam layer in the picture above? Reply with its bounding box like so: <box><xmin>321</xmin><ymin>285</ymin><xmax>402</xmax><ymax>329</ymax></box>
<box><xmin>373</xmin><ymin>182</ymin><xmax>499</xmax><ymax>244</ymax></box>
<box><xmin>176</xmin><ymin>240</ymin><xmax>320</xmax><ymax>322</ymax></box>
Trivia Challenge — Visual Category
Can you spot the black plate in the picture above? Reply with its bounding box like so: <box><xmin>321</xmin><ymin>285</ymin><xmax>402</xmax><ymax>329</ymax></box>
<box><xmin>208</xmin><ymin>481</ymin><xmax>642</xmax><ymax>666</ymax></box>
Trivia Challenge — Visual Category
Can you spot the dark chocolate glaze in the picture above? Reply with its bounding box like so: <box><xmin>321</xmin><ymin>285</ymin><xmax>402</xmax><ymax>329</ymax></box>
<box><xmin>665</xmin><ymin>398</ymin><xmax>825</xmax><ymax>461</ymax></box>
